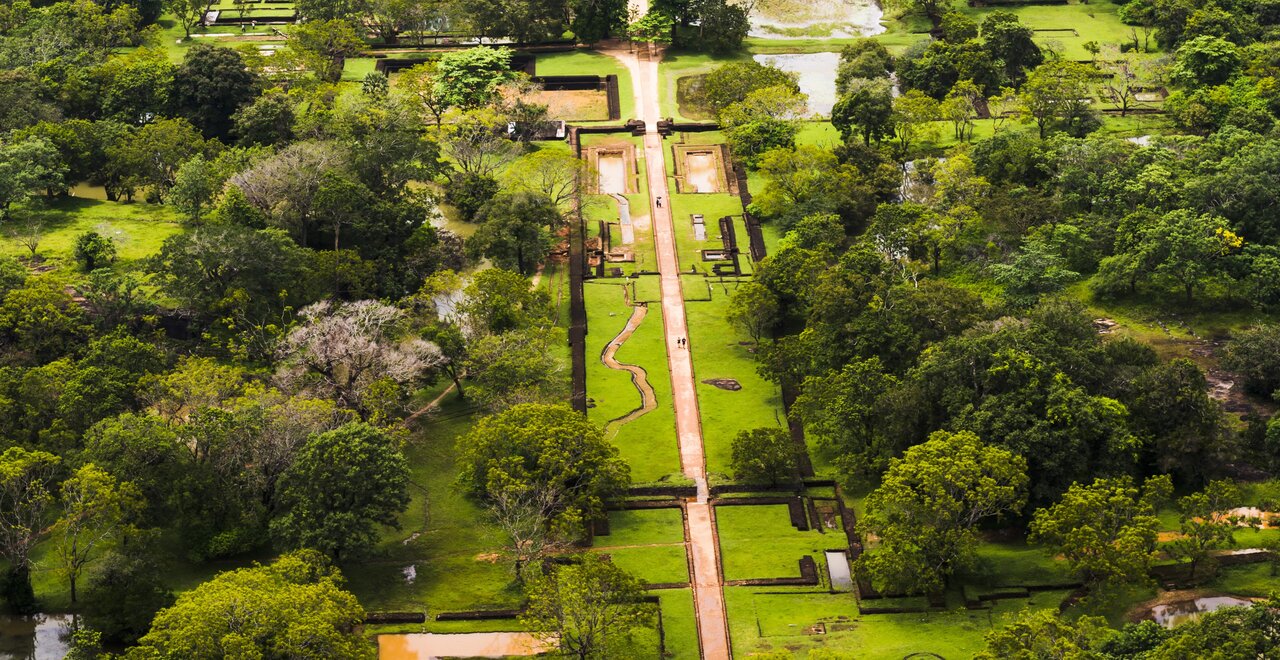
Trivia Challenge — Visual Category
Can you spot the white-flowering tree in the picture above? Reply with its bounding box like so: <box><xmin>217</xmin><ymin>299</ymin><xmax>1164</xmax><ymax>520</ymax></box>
<box><xmin>277</xmin><ymin>300</ymin><xmax>444</xmax><ymax>418</ymax></box>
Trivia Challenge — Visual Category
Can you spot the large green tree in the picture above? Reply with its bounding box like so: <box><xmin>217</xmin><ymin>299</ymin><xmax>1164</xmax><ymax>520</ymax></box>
<box><xmin>133</xmin><ymin>551</ymin><xmax>374</xmax><ymax>659</ymax></box>
<box><xmin>270</xmin><ymin>423</ymin><xmax>409</xmax><ymax>561</ymax></box>
<box><xmin>857</xmin><ymin>430</ymin><xmax>1028</xmax><ymax>595</ymax></box>
<box><xmin>1029</xmin><ymin>475</ymin><xmax>1169</xmax><ymax>585</ymax></box>
<box><xmin>170</xmin><ymin>44</ymin><xmax>259</xmax><ymax>140</ymax></box>
<box><xmin>522</xmin><ymin>555</ymin><xmax>655</xmax><ymax>659</ymax></box>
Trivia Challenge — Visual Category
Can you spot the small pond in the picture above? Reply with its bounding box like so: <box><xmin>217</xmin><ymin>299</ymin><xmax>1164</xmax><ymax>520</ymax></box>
<box><xmin>1150</xmin><ymin>596</ymin><xmax>1253</xmax><ymax>628</ymax></box>
<box><xmin>378</xmin><ymin>632</ymin><xmax>553</xmax><ymax>659</ymax></box>
<box><xmin>752</xmin><ymin>52</ymin><xmax>841</xmax><ymax>117</ymax></box>
<box><xmin>749</xmin><ymin>0</ymin><xmax>885</xmax><ymax>39</ymax></box>
<box><xmin>825</xmin><ymin>550</ymin><xmax>853</xmax><ymax>591</ymax></box>
<box><xmin>0</xmin><ymin>614</ymin><xmax>77</xmax><ymax>660</ymax></box>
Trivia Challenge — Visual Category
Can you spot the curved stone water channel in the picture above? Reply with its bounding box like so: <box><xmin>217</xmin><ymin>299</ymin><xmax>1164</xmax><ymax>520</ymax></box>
<box><xmin>600</xmin><ymin>285</ymin><xmax>657</xmax><ymax>434</ymax></box>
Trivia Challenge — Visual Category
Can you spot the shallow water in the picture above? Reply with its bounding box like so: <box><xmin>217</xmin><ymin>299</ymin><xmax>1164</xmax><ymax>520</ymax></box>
<box><xmin>1150</xmin><ymin>596</ymin><xmax>1252</xmax><ymax>628</ymax></box>
<box><xmin>597</xmin><ymin>152</ymin><xmax>627</xmax><ymax>195</ymax></box>
<box><xmin>378</xmin><ymin>632</ymin><xmax>554</xmax><ymax>659</ymax></box>
<box><xmin>753</xmin><ymin>52</ymin><xmax>841</xmax><ymax>117</ymax></box>
<box><xmin>684</xmin><ymin>151</ymin><xmax>719</xmax><ymax>193</ymax></box>
<box><xmin>826</xmin><ymin>550</ymin><xmax>853</xmax><ymax>591</ymax></box>
<box><xmin>0</xmin><ymin>614</ymin><xmax>77</xmax><ymax>660</ymax></box>
<box><xmin>747</xmin><ymin>0</ymin><xmax>884</xmax><ymax>39</ymax></box>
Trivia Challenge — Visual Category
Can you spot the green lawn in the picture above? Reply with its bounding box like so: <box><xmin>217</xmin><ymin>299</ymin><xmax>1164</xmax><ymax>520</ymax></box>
<box><xmin>584</xmin><ymin>281</ymin><xmax>683</xmax><ymax>484</ymax></box>
<box><xmin>658</xmin><ymin>589</ymin><xmax>700</xmax><ymax>660</ymax></box>
<box><xmin>596</xmin><ymin>545</ymin><xmax>689</xmax><ymax>584</ymax></box>
<box><xmin>2</xmin><ymin>197</ymin><xmax>184</xmax><ymax>270</ymax></box>
<box><xmin>538</xmin><ymin>50</ymin><xmax>636</xmax><ymax>122</ymax></box>
<box><xmin>715</xmin><ymin>504</ymin><xmax>834</xmax><ymax>581</ymax></box>
<box><xmin>344</xmin><ymin>399</ymin><xmax>526</xmax><ymax>621</ymax></box>
<box><xmin>684</xmin><ymin>283</ymin><xmax>785</xmax><ymax>478</ymax></box>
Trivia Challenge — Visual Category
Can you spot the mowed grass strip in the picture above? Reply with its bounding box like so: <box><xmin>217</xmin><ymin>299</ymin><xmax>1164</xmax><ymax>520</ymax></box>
<box><xmin>715</xmin><ymin>504</ymin><xmax>830</xmax><ymax>581</ymax></box>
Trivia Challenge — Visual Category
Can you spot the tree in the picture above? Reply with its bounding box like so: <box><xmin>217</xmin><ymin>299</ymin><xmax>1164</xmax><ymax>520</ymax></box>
<box><xmin>832</xmin><ymin>78</ymin><xmax>894</xmax><ymax>145</ymax></box>
<box><xmin>0</xmin><ymin>275</ymin><xmax>92</xmax><ymax>361</ymax></box>
<box><xmin>570</xmin><ymin>0</ymin><xmax>628</xmax><ymax>43</ymax></box>
<box><xmin>0</xmin><ymin>136</ymin><xmax>66</xmax><ymax>220</ymax></box>
<box><xmin>981</xmin><ymin>11</ymin><xmax>1043</xmax><ymax>86</ymax></box>
<box><xmin>1029</xmin><ymin>475</ymin><xmax>1168</xmax><ymax>585</ymax></box>
<box><xmin>730</xmin><ymin>427</ymin><xmax>800</xmax><ymax>486</ymax></box>
<box><xmin>628</xmin><ymin>11</ymin><xmax>674</xmax><ymax>49</ymax></box>
<box><xmin>148</xmin><ymin>224</ymin><xmax>314</xmax><ymax>321</ymax></box>
<box><xmin>0</xmin><ymin>448</ymin><xmax>60</xmax><ymax>613</ymax></box>
<box><xmin>397</xmin><ymin>62</ymin><xmax>452</xmax><ymax>129</ymax></box>
<box><xmin>976</xmin><ymin>610</ymin><xmax>1112</xmax><ymax>660</ymax></box>
<box><xmin>1099</xmin><ymin>46</ymin><xmax>1155</xmax><ymax>117</ymax></box>
<box><xmin>228</xmin><ymin>141</ymin><xmax>349</xmax><ymax>247</ymax></box>
<box><xmin>165</xmin><ymin>153</ymin><xmax>221</xmax><ymax>223</ymax></box>
<box><xmin>107</xmin><ymin>118</ymin><xmax>212</xmax><ymax>199</ymax></box>
<box><xmin>231</xmin><ymin>89</ymin><xmax>295</xmax><ymax>147</ymax></box>
<box><xmin>792</xmin><ymin>358</ymin><xmax>897</xmax><ymax>479</ymax></box>
<box><xmin>170</xmin><ymin>44</ymin><xmax>260</xmax><ymax>139</ymax></box>
<box><xmin>1168</xmin><ymin>480</ymin><xmax>1241</xmax><ymax>580</ymax></box>
<box><xmin>457</xmin><ymin>267</ymin><xmax>554</xmax><ymax>335</ymax></box>
<box><xmin>52</xmin><ymin>465</ymin><xmax>144</xmax><ymax>603</ymax></box>
<box><xmin>286</xmin><ymin>20</ymin><xmax>365</xmax><ymax>83</ymax></box>
<box><xmin>135</xmin><ymin>551</ymin><xmax>374</xmax><ymax>659</ymax></box>
<box><xmin>422</xmin><ymin>322</ymin><xmax>468</xmax><ymax>399</ymax></box>
<box><xmin>466</xmin><ymin>192</ymin><xmax>559</xmax><ymax>275</ymax></box>
<box><xmin>276</xmin><ymin>300</ymin><xmax>443</xmax><ymax>418</ymax></box>
<box><xmin>1170</xmin><ymin>35</ymin><xmax>1239</xmax><ymax>88</ymax></box>
<box><xmin>941</xmin><ymin>79</ymin><xmax>983</xmax><ymax>142</ymax></box>
<box><xmin>726</xmin><ymin>281</ymin><xmax>779</xmax><ymax>345</ymax></box>
<box><xmin>1141</xmin><ymin>210</ymin><xmax>1240</xmax><ymax>303</ymax></box>
<box><xmin>522</xmin><ymin>555</ymin><xmax>655</xmax><ymax>659</ymax></box>
<box><xmin>459</xmin><ymin>403</ymin><xmax>629</xmax><ymax>537</ymax></box>
<box><xmin>74</xmin><ymin>231</ymin><xmax>118</xmax><ymax>272</ymax></box>
<box><xmin>439</xmin><ymin>107</ymin><xmax>523</xmax><ymax>180</ymax></box>
<box><xmin>701</xmin><ymin>61</ymin><xmax>799</xmax><ymax>113</ymax></box>
<box><xmin>270</xmin><ymin>423</ymin><xmax>409</xmax><ymax>561</ymax></box>
<box><xmin>1140</xmin><ymin>597</ymin><xmax>1280</xmax><ymax>658</ymax></box>
<box><xmin>501</xmin><ymin>150</ymin><xmax>593</xmax><ymax>212</ymax></box>
<box><xmin>837</xmin><ymin>39</ymin><xmax>894</xmax><ymax>92</ymax></box>
<box><xmin>434</xmin><ymin>47</ymin><xmax>516</xmax><ymax>110</ymax></box>
<box><xmin>1222</xmin><ymin>325</ymin><xmax>1280</xmax><ymax>398</ymax></box>
<box><xmin>857</xmin><ymin>431</ymin><xmax>1028</xmax><ymax>595</ymax></box>
<box><xmin>82</xmin><ymin>553</ymin><xmax>175</xmax><ymax>645</ymax></box>
<box><xmin>891</xmin><ymin>90</ymin><xmax>941</xmax><ymax>157</ymax></box>
<box><xmin>464</xmin><ymin>328</ymin><xmax>569</xmax><ymax>410</ymax></box>
<box><xmin>696</xmin><ymin>0</ymin><xmax>749</xmax><ymax>54</ymax></box>
<box><xmin>1020</xmin><ymin>61</ymin><xmax>1096</xmax><ymax>139</ymax></box>
<box><xmin>991</xmin><ymin>239</ymin><xmax>1080</xmax><ymax>307</ymax></box>
<box><xmin>166</xmin><ymin>0</ymin><xmax>208</xmax><ymax>39</ymax></box>
<box><xmin>1130</xmin><ymin>359</ymin><xmax>1232</xmax><ymax>484</ymax></box>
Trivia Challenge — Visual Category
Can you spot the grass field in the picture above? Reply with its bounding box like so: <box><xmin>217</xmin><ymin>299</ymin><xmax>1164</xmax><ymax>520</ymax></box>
<box><xmin>583</xmin><ymin>281</ymin><xmax>683</xmax><ymax>483</ymax></box>
<box><xmin>344</xmin><ymin>399</ymin><xmax>525</xmax><ymax>620</ymax></box>
<box><xmin>658</xmin><ymin>589</ymin><xmax>700</xmax><ymax>660</ymax></box>
<box><xmin>684</xmin><ymin>282</ymin><xmax>786</xmax><ymax>478</ymax></box>
<box><xmin>534</xmin><ymin>51</ymin><xmax>636</xmax><ymax>122</ymax></box>
<box><xmin>715</xmin><ymin>504</ymin><xmax>833</xmax><ymax>581</ymax></box>
<box><xmin>1</xmin><ymin>197</ymin><xmax>184</xmax><ymax>271</ymax></box>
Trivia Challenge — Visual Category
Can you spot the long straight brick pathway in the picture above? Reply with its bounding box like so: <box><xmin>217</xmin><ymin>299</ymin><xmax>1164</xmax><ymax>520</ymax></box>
<box><xmin>602</xmin><ymin>43</ymin><xmax>732</xmax><ymax>659</ymax></box>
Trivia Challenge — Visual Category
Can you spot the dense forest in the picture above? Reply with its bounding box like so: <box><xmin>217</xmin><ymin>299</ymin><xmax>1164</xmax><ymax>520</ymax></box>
<box><xmin>4</xmin><ymin>0</ymin><xmax>1280</xmax><ymax>655</ymax></box>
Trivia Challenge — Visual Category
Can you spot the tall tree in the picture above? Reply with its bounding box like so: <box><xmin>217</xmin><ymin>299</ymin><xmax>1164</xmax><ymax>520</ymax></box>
<box><xmin>136</xmin><ymin>551</ymin><xmax>374</xmax><ymax>659</ymax></box>
<box><xmin>522</xmin><ymin>555</ymin><xmax>655</xmax><ymax>659</ymax></box>
<box><xmin>0</xmin><ymin>447</ymin><xmax>61</xmax><ymax>613</ymax></box>
<box><xmin>270</xmin><ymin>423</ymin><xmax>410</xmax><ymax>560</ymax></box>
<box><xmin>52</xmin><ymin>465</ymin><xmax>144</xmax><ymax>603</ymax></box>
<box><xmin>857</xmin><ymin>431</ymin><xmax>1028</xmax><ymax>595</ymax></box>
<box><xmin>1029</xmin><ymin>475</ymin><xmax>1169</xmax><ymax>585</ymax></box>
<box><xmin>170</xmin><ymin>44</ymin><xmax>259</xmax><ymax>139</ymax></box>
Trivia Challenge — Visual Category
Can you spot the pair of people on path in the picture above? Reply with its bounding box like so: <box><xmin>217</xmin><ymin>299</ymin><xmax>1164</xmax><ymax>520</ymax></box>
<box><xmin>676</xmin><ymin>337</ymin><xmax>686</xmax><ymax>348</ymax></box>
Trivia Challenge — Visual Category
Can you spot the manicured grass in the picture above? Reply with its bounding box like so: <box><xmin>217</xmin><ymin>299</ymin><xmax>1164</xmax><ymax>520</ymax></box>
<box><xmin>344</xmin><ymin>399</ymin><xmax>526</xmax><ymax>620</ymax></box>
<box><xmin>668</xmin><ymin>193</ymin><xmax>747</xmax><ymax>274</ymax></box>
<box><xmin>684</xmin><ymin>283</ymin><xmax>786</xmax><ymax>478</ymax></box>
<box><xmin>715</xmin><ymin>504</ymin><xmax>834</xmax><ymax>581</ymax></box>
<box><xmin>2</xmin><ymin>197</ymin><xmax>184</xmax><ymax>269</ymax></box>
<box><xmin>537</xmin><ymin>50</ymin><xmax>636</xmax><ymax>122</ymax></box>
<box><xmin>657</xmin><ymin>589</ymin><xmax>700</xmax><ymax>660</ymax></box>
<box><xmin>595</xmin><ymin>545</ymin><xmax>689</xmax><ymax>584</ymax></box>
<box><xmin>967</xmin><ymin>540</ymin><xmax>1075</xmax><ymax>588</ymax></box>
<box><xmin>584</xmin><ymin>281</ymin><xmax>682</xmax><ymax>484</ymax></box>
<box><xmin>342</xmin><ymin>56</ymin><xmax>378</xmax><ymax>81</ymax></box>
<box><xmin>602</xmin><ymin>509</ymin><xmax>686</xmax><ymax>546</ymax></box>
<box><xmin>725</xmin><ymin>585</ymin><xmax>1072</xmax><ymax>657</ymax></box>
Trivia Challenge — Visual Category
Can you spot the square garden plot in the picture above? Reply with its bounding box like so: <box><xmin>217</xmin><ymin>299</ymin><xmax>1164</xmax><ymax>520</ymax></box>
<box><xmin>715</xmin><ymin>504</ymin><xmax>837</xmax><ymax>581</ymax></box>
<box><xmin>592</xmin><ymin>508</ymin><xmax>689</xmax><ymax>585</ymax></box>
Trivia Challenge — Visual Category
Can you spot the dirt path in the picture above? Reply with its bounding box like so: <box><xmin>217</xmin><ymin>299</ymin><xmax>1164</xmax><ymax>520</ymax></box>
<box><xmin>600</xmin><ymin>43</ymin><xmax>732</xmax><ymax>660</ymax></box>
<box><xmin>600</xmin><ymin>286</ymin><xmax>657</xmax><ymax>433</ymax></box>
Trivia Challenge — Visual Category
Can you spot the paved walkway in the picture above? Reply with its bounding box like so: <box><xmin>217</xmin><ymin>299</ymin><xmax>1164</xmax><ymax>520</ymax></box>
<box><xmin>602</xmin><ymin>43</ymin><xmax>732</xmax><ymax>660</ymax></box>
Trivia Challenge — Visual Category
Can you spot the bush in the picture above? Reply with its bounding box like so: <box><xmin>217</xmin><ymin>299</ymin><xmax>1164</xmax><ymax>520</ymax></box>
<box><xmin>446</xmin><ymin>172</ymin><xmax>499</xmax><ymax>221</ymax></box>
<box><xmin>74</xmin><ymin>231</ymin><xmax>117</xmax><ymax>272</ymax></box>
